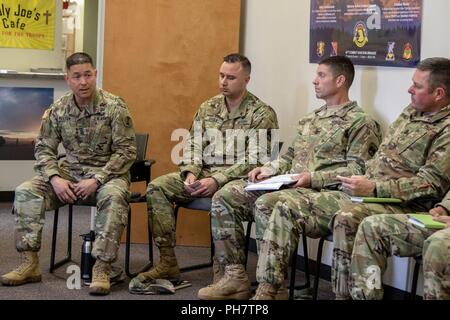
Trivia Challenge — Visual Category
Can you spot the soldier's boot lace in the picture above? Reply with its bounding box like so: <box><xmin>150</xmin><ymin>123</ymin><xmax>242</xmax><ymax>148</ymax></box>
<box><xmin>131</xmin><ymin>247</ymin><xmax>180</xmax><ymax>284</ymax></box>
<box><xmin>198</xmin><ymin>264</ymin><xmax>251</xmax><ymax>300</ymax></box>
<box><xmin>250</xmin><ymin>282</ymin><xmax>279</xmax><ymax>300</ymax></box>
<box><xmin>1</xmin><ymin>251</ymin><xmax>41</xmax><ymax>286</ymax></box>
<box><xmin>89</xmin><ymin>260</ymin><xmax>112</xmax><ymax>295</ymax></box>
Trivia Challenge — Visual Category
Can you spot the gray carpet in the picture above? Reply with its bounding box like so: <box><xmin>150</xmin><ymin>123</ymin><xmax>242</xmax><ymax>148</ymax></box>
<box><xmin>0</xmin><ymin>202</ymin><xmax>334</xmax><ymax>300</ymax></box>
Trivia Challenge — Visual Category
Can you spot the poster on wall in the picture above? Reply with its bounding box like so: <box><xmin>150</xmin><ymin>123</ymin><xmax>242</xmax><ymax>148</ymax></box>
<box><xmin>0</xmin><ymin>87</ymin><xmax>53</xmax><ymax>160</ymax></box>
<box><xmin>310</xmin><ymin>0</ymin><xmax>422</xmax><ymax>67</ymax></box>
<box><xmin>0</xmin><ymin>0</ymin><xmax>55</xmax><ymax>50</ymax></box>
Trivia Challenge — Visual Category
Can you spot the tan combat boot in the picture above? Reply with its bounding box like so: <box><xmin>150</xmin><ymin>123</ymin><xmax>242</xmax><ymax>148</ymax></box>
<box><xmin>275</xmin><ymin>285</ymin><xmax>289</xmax><ymax>300</ymax></box>
<box><xmin>1</xmin><ymin>251</ymin><xmax>41</xmax><ymax>286</ymax></box>
<box><xmin>89</xmin><ymin>260</ymin><xmax>112</xmax><ymax>295</ymax></box>
<box><xmin>132</xmin><ymin>247</ymin><xmax>180</xmax><ymax>283</ymax></box>
<box><xmin>251</xmin><ymin>282</ymin><xmax>279</xmax><ymax>300</ymax></box>
<box><xmin>195</xmin><ymin>257</ymin><xmax>224</xmax><ymax>295</ymax></box>
<box><xmin>198</xmin><ymin>264</ymin><xmax>251</xmax><ymax>300</ymax></box>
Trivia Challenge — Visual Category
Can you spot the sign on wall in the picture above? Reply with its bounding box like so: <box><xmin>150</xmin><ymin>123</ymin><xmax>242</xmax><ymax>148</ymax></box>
<box><xmin>0</xmin><ymin>0</ymin><xmax>55</xmax><ymax>50</ymax></box>
<box><xmin>310</xmin><ymin>0</ymin><xmax>422</xmax><ymax>67</ymax></box>
<box><xmin>0</xmin><ymin>87</ymin><xmax>53</xmax><ymax>160</ymax></box>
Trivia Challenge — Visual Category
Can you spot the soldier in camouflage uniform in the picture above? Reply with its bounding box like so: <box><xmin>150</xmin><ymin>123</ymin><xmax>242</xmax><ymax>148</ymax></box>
<box><xmin>330</xmin><ymin>57</ymin><xmax>450</xmax><ymax>299</ymax></box>
<box><xmin>128</xmin><ymin>54</ymin><xmax>278</xmax><ymax>292</ymax></box>
<box><xmin>0</xmin><ymin>53</ymin><xmax>137</xmax><ymax>296</ymax></box>
<box><xmin>349</xmin><ymin>195</ymin><xmax>450</xmax><ymax>300</ymax></box>
<box><xmin>198</xmin><ymin>56</ymin><xmax>382</xmax><ymax>300</ymax></box>
<box><xmin>253</xmin><ymin>57</ymin><xmax>450</xmax><ymax>300</ymax></box>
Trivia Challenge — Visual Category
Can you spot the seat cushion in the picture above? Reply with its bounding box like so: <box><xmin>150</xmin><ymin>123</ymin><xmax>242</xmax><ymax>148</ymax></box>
<box><xmin>182</xmin><ymin>198</ymin><xmax>212</xmax><ymax>211</ymax></box>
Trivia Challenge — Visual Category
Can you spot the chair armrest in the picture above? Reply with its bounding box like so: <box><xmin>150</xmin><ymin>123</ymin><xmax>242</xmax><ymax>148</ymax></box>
<box><xmin>130</xmin><ymin>159</ymin><xmax>155</xmax><ymax>184</ymax></box>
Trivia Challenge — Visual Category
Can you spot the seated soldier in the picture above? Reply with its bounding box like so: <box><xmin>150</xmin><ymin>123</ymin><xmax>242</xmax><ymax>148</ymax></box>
<box><xmin>198</xmin><ymin>55</ymin><xmax>381</xmax><ymax>300</ymax></box>
<box><xmin>128</xmin><ymin>53</ymin><xmax>278</xmax><ymax>291</ymax></box>
<box><xmin>253</xmin><ymin>57</ymin><xmax>450</xmax><ymax>300</ymax></box>
<box><xmin>1</xmin><ymin>52</ymin><xmax>137</xmax><ymax>296</ymax></box>
<box><xmin>349</xmin><ymin>194</ymin><xmax>450</xmax><ymax>300</ymax></box>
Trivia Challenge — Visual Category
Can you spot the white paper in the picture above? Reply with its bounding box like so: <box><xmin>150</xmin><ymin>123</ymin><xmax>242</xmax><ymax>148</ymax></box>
<box><xmin>244</xmin><ymin>174</ymin><xmax>298</xmax><ymax>191</ymax></box>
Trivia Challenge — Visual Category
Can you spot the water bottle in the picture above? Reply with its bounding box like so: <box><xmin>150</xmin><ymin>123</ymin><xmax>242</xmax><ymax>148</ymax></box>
<box><xmin>80</xmin><ymin>231</ymin><xmax>96</xmax><ymax>281</ymax></box>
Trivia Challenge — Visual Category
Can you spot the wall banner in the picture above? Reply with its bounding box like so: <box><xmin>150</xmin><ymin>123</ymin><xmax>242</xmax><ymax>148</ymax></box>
<box><xmin>310</xmin><ymin>0</ymin><xmax>422</xmax><ymax>68</ymax></box>
<box><xmin>0</xmin><ymin>0</ymin><xmax>55</xmax><ymax>50</ymax></box>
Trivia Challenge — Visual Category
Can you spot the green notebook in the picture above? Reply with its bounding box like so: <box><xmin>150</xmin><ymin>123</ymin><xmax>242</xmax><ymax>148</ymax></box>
<box><xmin>408</xmin><ymin>214</ymin><xmax>446</xmax><ymax>230</ymax></box>
<box><xmin>350</xmin><ymin>197</ymin><xmax>402</xmax><ymax>203</ymax></box>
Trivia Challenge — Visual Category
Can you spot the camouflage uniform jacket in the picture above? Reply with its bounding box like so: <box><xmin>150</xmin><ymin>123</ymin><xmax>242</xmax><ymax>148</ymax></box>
<box><xmin>262</xmin><ymin>101</ymin><xmax>381</xmax><ymax>190</ymax></box>
<box><xmin>179</xmin><ymin>91</ymin><xmax>278</xmax><ymax>187</ymax></box>
<box><xmin>366</xmin><ymin>104</ymin><xmax>450</xmax><ymax>209</ymax></box>
<box><xmin>437</xmin><ymin>191</ymin><xmax>450</xmax><ymax>214</ymax></box>
<box><xmin>34</xmin><ymin>89</ymin><xmax>137</xmax><ymax>185</ymax></box>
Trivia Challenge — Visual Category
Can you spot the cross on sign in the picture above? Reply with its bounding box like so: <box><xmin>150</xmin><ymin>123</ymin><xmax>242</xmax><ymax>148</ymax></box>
<box><xmin>43</xmin><ymin>10</ymin><xmax>52</xmax><ymax>25</ymax></box>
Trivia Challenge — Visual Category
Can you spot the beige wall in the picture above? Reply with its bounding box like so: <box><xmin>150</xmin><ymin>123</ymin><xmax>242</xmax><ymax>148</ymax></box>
<box><xmin>242</xmin><ymin>0</ymin><xmax>450</xmax><ymax>141</ymax></box>
<box><xmin>241</xmin><ymin>0</ymin><xmax>450</xmax><ymax>294</ymax></box>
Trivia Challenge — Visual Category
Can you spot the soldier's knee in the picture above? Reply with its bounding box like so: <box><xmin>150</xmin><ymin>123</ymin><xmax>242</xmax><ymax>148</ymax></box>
<box><xmin>98</xmin><ymin>186</ymin><xmax>128</xmax><ymax>205</ymax></box>
<box><xmin>359</xmin><ymin>216</ymin><xmax>378</xmax><ymax>234</ymax></box>
<box><xmin>147</xmin><ymin>172</ymin><xmax>180</xmax><ymax>194</ymax></box>
<box><xmin>254</xmin><ymin>193</ymin><xmax>274</xmax><ymax>209</ymax></box>
<box><xmin>147</xmin><ymin>180</ymin><xmax>161</xmax><ymax>195</ymax></box>
<box><xmin>15</xmin><ymin>179</ymin><xmax>43</xmax><ymax>200</ymax></box>
<box><xmin>333</xmin><ymin>212</ymin><xmax>357</xmax><ymax>234</ymax></box>
<box><xmin>424</xmin><ymin>232</ymin><xmax>445</xmax><ymax>257</ymax></box>
<box><xmin>211</xmin><ymin>184</ymin><xmax>234</xmax><ymax>205</ymax></box>
<box><xmin>15</xmin><ymin>182</ymin><xmax>29</xmax><ymax>195</ymax></box>
<box><xmin>254</xmin><ymin>196</ymin><xmax>265</xmax><ymax>209</ymax></box>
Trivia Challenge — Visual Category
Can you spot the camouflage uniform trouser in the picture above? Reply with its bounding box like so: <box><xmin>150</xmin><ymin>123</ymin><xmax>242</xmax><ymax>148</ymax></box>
<box><xmin>210</xmin><ymin>179</ymin><xmax>268</xmax><ymax>267</ymax></box>
<box><xmin>255</xmin><ymin>189</ymin><xmax>350</xmax><ymax>285</ymax></box>
<box><xmin>332</xmin><ymin>201</ymin><xmax>416</xmax><ymax>298</ymax></box>
<box><xmin>14</xmin><ymin>172</ymin><xmax>130</xmax><ymax>263</ymax></box>
<box><xmin>147</xmin><ymin>171</ymin><xmax>212</xmax><ymax>248</ymax></box>
<box><xmin>350</xmin><ymin>214</ymin><xmax>450</xmax><ymax>300</ymax></box>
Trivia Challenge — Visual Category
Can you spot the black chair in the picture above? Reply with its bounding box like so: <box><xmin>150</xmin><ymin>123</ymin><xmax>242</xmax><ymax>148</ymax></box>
<box><xmin>172</xmin><ymin>141</ymin><xmax>283</xmax><ymax>272</ymax></box>
<box><xmin>173</xmin><ymin>198</ymin><xmax>253</xmax><ymax>272</ymax></box>
<box><xmin>410</xmin><ymin>256</ymin><xmax>422</xmax><ymax>300</ymax></box>
<box><xmin>50</xmin><ymin>133</ymin><xmax>155</xmax><ymax>279</ymax></box>
<box><xmin>125</xmin><ymin>133</ymin><xmax>155</xmax><ymax>277</ymax></box>
<box><xmin>311</xmin><ymin>232</ymin><xmax>333</xmax><ymax>300</ymax></box>
<box><xmin>288</xmin><ymin>233</ymin><xmax>310</xmax><ymax>299</ymax></box>
<box><xmin>288</xmin><ymin>230</ymin><xmax>332</xmax><ymax>300</ymax></box>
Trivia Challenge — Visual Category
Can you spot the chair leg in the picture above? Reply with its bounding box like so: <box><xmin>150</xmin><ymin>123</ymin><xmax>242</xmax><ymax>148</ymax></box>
<box><xmin>313</xmin><ymin>236</ymin><xmax>326</xmax><ymax>300</ymax></box>
<box><xmin>289</xmin><ymin>244</ymin><xmax>298</xmax><ymax>300</ymax></box>
<box><xmin>147</xmin><ymin>217</ymin><xmax>154</xmax><ymax>263</ymax></box>
<box><xmin>49</xmin><ymin>206</ymin><xmax>73</xmax><ymax>273</ymax></box>
<box><xmin>302</xmin><ymin>232</ymin><xmax>311</xmax><ymax>288</ymax></box>
<box><xmin>288</xmin><ymin>233</ymin><xmax>311</xmax><ymax>300</ymax></box>
<box><xmin>175</xmin><ymin>205</ymin><xmax>214</xmax><ymax>273</ymax></box>
<box><xmin>125</xmin><ymin>207</ymin><xmax>153</xmax><ymax>278</ymax></box>
<box><xmin>244</xmin><ymin>221</ymin><xmax>252</xmax><ymax>269</ymax></box>
<box><xmin>410</xmin><ymin>258</ymin><xmax>421</xmax><ymax>300</ymax></box>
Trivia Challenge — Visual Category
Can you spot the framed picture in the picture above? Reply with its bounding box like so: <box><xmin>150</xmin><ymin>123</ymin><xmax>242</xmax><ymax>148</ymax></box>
<box><xmin>0</xmin><ymin>87</ymin><xmax>54</xmax><ymax>160</ymax></box>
